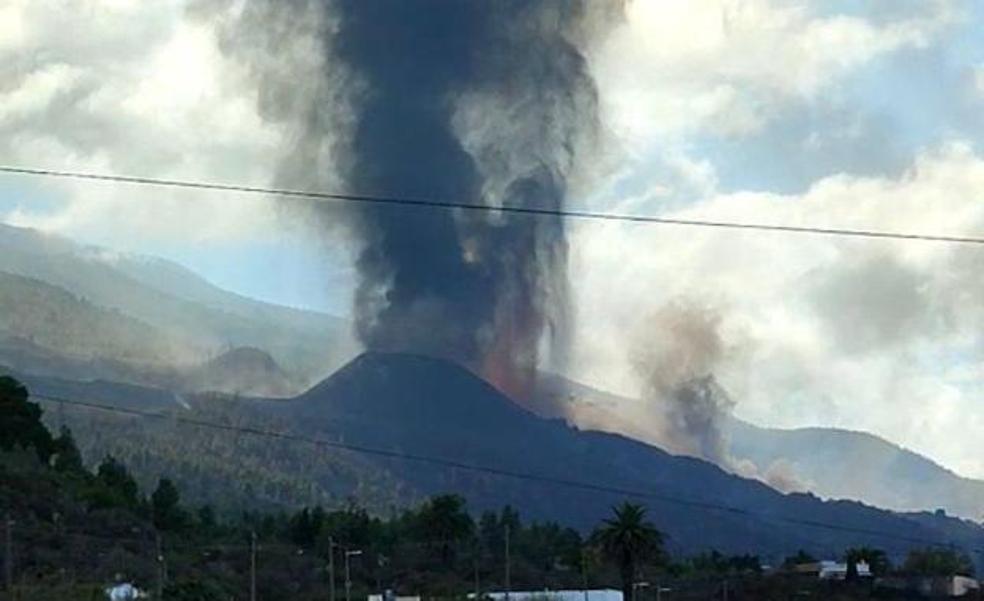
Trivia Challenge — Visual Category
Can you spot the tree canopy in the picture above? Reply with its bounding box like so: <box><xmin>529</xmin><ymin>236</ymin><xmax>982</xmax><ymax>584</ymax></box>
<box><xmin>592</xmin><ymin>502</ymin><xmax>665</xmax><ymax>600</ymax></box>
<box><xmin>0</xmin><ymin>375</ymin><xmax>54</xmax><ymax>462</ymax></box>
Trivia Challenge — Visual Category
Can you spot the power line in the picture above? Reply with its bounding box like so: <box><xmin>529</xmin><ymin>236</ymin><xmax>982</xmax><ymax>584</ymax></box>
<box><xmin>34</xmin><ymin>393</ymin><xmax>984</xmax><ymax>553</ymax></box>
<box><xmin>2</xmin><ymin>165</ymin><xmax>984</xmax><ymax>245</ymax></box>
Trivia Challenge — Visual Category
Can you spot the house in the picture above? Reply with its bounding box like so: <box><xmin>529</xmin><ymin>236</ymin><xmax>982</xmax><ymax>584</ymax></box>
<box><xmin>876</xmin><ymin>575</ymin><xmax>980</xmax><ymax>597</ymax></box>
<box><xmin>915</xmin><ymin>576</ymin><xmax>981</xmax><ymax>597</ymax></box>
<box><xmin>948</xmin><ymin>576</ymin><xmax>981</xmax><ymax>597</ymax></box>
<box><xmin>792</xmin><ymin>560</ymin><xmax>871</xmax><ymax>580</ymax></box>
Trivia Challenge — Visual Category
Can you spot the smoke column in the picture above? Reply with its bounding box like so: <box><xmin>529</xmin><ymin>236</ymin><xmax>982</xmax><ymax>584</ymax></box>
<box><xmin>313</xmin><ymin>0</ymin><xmax>615</xmax><ymax>398</ymax></box>
<box><xmin>204</xmin><ymin>0</ymin><xmax>616</xmax><ymax>397</ymax></box>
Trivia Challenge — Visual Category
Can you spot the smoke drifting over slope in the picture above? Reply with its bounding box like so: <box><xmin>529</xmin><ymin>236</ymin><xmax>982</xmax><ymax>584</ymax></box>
<box><xmin>631</xmin><ymin>301</ymin><xmax>809</xmax><ymax>492</ymax></box>
<box><xmin>205</xmin><ymin>0</ymin><xmax>619</xmax><ymax>399</ymax></box>
<box><xmin>633</xmin><ymin>302</ymin><xmax>735</xmax><ymax>465</ymax></box>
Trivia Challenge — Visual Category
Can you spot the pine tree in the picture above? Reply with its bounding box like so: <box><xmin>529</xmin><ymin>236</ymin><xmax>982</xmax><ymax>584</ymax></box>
<box><xmin>152</xmin><ymin>478</ymin><xmax>187</xmax><ymax>531</ymax></box>
<box><xmin>0</xmin><ymin>376</ymin><xmax>55</xmax><ymax>462</ymax></box>
<box><xmin>52</xmin><ymin>426</ymin><xmax>85</xmax><ymax>474</ymax></box>
<box><xmin>96</xmin><ymin>455</ymin><xmax>141</xmax><ymax>508</ymax></box>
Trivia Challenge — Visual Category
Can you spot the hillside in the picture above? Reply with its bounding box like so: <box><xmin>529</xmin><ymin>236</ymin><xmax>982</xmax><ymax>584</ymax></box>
<box><xmin>277</xmin><ymin>353</ymin><xmax>984</xmax><ymax>560</ymax></box>
<box><xmin>726</xmin><ymin>420</ymin><xmax>984</xmax><ymax>521</ymax></box>
<box><xmin>0</xmin><ymin>271</ymin><xmax>201</xmax><ymax>367</ymax></box>
<box><xmin>531</xmin><ymin>373</ymin><xmax>984</xmax><ymax>522</ymax></box>
<box><xmin>181</xmin><ymin>346</ymin><xmax>296</xmax><ymax>397</ymax></box>
<box><xmin>0</xmin><ymin>222</ymin><xmax>358</xmax><ymax>387</ymax></box>
<box><xmin>26</xmin><ymin>353</ymin><xmax>984</xmax><ymax>568</ymax></box>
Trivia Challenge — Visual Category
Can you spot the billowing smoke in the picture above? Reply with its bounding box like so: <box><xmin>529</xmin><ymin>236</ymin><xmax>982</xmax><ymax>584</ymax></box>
<box><xmin>632</xmin><ymin>301</ymin><xmax>736</xmax><ymax>465</ymax></box>
<box><xmin>631</xmin><ymin>300</ymin><xmax>809</xmax><ymax>492</ymax></box>
<box><xmin>202</xmin><ymin>1</ymin><xmax>619</xmax><ymax>399</ymax></box>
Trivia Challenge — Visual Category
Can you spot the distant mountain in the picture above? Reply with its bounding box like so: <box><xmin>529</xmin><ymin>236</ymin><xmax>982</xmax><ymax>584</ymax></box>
<box><xmin>0</xmin><ymin>222</ymin><xmax>358</xmax><ymax>387</ymax></box>
<box><xmin>0</xmin><ymin>270</ymin><xmax>201</xmax><ymax>367</ymax></box>
<box><xmin>726</xmin><ymin>420</ymin><xmax>984</xmax><ymax>522</ymax></box>
<box><xmin>530</xmin><ymin>373</ymin><xmax>984</xmax><ymax>523</ymax></box>
<box><xmin>182</xmin><ymin>346</ymin><xmax>296</xmax><ymax>397</ymax></box>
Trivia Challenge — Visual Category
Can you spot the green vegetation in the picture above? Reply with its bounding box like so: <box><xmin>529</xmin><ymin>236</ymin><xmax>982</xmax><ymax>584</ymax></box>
<box><xmin>0</xmin><ymin>376</ymin><xmax>54</xmax><ymax>462</ymax></box>
<box><xmin>1</xmin><ymin>376</ymin><xmax>979</xmax><ymax>600</ymax></box>
<box><xmin>903</xmin><ymin>547</ymin><xmax>975</xmax><ymax>578</ymax></box>
<box><xmin>591</xmin><ymin>502</ymin><xmax>664</xmax><ymax>600</ymax></box>
<box><xmin>2</xmin><ymin>376</ymin><xmax>664</xmax><ymax>599</ymax></box>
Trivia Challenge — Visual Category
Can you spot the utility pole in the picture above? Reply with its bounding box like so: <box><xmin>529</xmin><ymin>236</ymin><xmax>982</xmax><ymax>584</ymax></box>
<box><xmin>345</xmin><ymin>549</ymin><xmax>362</xmax><ymax>601</ymax></box>
<box><xmin>250</xmin><ymin>531</ymin><xmax>257</xmax><ymax>601</ymax></box>
<box><xmin>473</xmin><ymin>540</ymin><xmax>480</xmax><ymax>601</ymax></box>
<box><xmin>4</xmin><ymin>513</ymin><xmax>12</xmax><ymax>596</ymax></box>
<box><xmin>474</xmin><ymin>561</ymin><xmax>480</xmax><ymax>600</ymax></box>
<box><xmin>504</xmin><ymin>524</ymin><xmax>511</xmax><ymax>601</ymax></box>
<box><xmin>581</xmin><ymin>548</ymin><xmax>589</xmax><ymax>601</ymax></box>
<box><xmin>721</xmin><ymin>580</ymin><xmax>728</xmax><ymax>601</ymax></box>
<box><xmin>156</xmin><ymin>532</ymin><xmax>164</xmax><ymax>600</ymax></box>
<box><xmin>328</xmin><ymin>537</ymin><xmax>336</xmax><ymax>601</ymax></box>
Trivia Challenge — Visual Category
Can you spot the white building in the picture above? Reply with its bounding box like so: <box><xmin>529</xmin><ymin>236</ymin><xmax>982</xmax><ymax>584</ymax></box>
<box><xmin>476</xmin><ymin>589</ymin><xmax>623</xmax><ymax>601</ymax></box>
<box><xmin>948</xmin><ymin>576</ymin><xmax>980</xmax><ymax>597</ymax></box>
<box><xmin>794</xmin><ymin>560</ymin><xmax>871</xmax><ymax>580</ymax></box>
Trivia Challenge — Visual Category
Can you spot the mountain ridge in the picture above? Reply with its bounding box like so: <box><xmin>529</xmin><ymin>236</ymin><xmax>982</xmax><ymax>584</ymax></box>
<box><xmin>4</xmin><ymin>221</ymin><xmax>983</xmax><ymax>524</ymax></box>
<box><xmin>531</xmin><ymin>373</ymin><xmax>984</xmax><ymax>521</ymax></box>
<box><xmin>271</xmin><ymin>352</ymin><xmax>984</xmax><ymax>561</ymax></box>
<box><xmin>10</xmin><ymin>351</ymin><xmax>984</xmax><ymax>569</ymax></box>
<box><xmin>0</xmin><ymin>222</ymin><xmax>358</xmax><ymax>388</ymax></box>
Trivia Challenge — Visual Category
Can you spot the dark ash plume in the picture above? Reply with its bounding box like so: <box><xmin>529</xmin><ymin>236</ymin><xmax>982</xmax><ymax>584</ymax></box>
<box><xmin>203</xmin><ymin>0</ymin><xmax>619</xmax><ymax>399</ymax></box>
<box><xmin>335</xmin><ymin>1</ymin><xmax>614</xmax><ymax>399</ymax></box>
<box><xmin>667</xmin><ymin>375</ymin><xmax>735</xmax><ymax>465</ymax></box>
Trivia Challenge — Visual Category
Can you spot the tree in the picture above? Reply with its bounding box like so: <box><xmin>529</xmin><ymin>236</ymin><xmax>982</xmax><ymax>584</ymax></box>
<box><xmin>198</xmin><ymin>505</ymin><xmax>217</xmax><ymax>532</ymax></box>
<box><xmin>844</xmin><ymin>547</ymin><xmax>890</xmax><ymax>579</ymax></box>
<box><xmin>0</xmin><ymin>376</ymin><xmax>54</xmax><ymax>462</ymax></box>
<box><xmin>152</xmin><ymin>478</ymin><xmax>187</xmax><ymax>531</ymax></box>
<box><xmin>96</xmin><ymin>455</ymin><xmax>141</xmax><ymax>509</ymax></box>
<box><xmin>592</xmin><ymin>502</ymin><xmax>665</xmax><ymax>601</ymax></box>
<box><xmin>163</xmin><ymin>578</ymin><xmax>226</xmax><ymax>601</ymax></box>
<box><xmin>904</xmin><ymin>548</ymin><xmax>975</xmax><ymax>577</ymax></box>
<box><xmin>782</xmin><ymin>550</ymin><xmax>817</xmax><ymax>569</ymax></box>
<box><xmin>289</xmin><ymin>507</ymin><xmax>322</xmax><ymax>548</ymax></box>
<box><xmin>415</xmin><ymin>494</ymin><xmax>474</xmax><ymax>565</ymax></box>
<box><xmin>52</xmin><ymin>426</ymin><xmax>85</xmax><ymax>474</ymax></box>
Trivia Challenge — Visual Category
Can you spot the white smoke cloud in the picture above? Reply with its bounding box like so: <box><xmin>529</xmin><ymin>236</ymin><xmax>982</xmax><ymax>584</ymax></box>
<box><xmin>571</xmin><ymin>142</ymin><xmax>984</xmax><ymax>478</ymax></box>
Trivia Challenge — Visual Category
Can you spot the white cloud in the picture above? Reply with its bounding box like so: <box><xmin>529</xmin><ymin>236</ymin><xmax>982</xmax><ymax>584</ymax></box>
<box><xmin>570</xmin><ymin>143</ymin><xmax>984</xmax><ymax>478</ymax></box>
<box><xmin>0</xmin><ymin>1</ymin><xmax>293</xmax><ymax>244</ymax></box>
<box><xmin>592</xmin><ymin>0</ymin><xmax>957</xmax><ymax>151</ymax></box>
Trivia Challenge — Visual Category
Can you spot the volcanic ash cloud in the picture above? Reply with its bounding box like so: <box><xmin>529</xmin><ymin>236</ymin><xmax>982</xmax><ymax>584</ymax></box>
<box><xmin>208</xmin><ymin>0</ymin><xmax>622</xmax><ymax>398</ymax></box>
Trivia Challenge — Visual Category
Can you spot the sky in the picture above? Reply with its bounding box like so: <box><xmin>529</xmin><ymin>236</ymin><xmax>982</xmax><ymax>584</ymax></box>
<box><xmin>1</xmin><ymin>1</ymin><xmax>983</xmax><ymax>478</ymax></box>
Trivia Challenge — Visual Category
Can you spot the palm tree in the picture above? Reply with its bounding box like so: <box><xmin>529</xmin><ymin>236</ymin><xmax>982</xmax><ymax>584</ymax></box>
<box><xmin>592</xmin><ymin>502</ymin><xmax>665</xmax><ymax>600</ymax></box>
